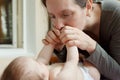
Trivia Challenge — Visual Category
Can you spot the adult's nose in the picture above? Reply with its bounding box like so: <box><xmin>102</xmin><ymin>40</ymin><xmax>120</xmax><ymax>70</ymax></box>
<box><xmin>53</xmin><ymin>19</ymin><xmax>64</xmax><ymax>30</ymax></box>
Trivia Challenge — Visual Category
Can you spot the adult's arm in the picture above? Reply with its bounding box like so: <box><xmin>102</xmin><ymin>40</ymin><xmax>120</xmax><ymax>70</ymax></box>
<box><xmin>87</xmin><ymin>1</ymin><xmax>120</xmax><ymax>80</ymax></box>
<box><xmin>87</xmin><ymin>43</ymin><xmax>120</xmax><ymax>80</ymax></box>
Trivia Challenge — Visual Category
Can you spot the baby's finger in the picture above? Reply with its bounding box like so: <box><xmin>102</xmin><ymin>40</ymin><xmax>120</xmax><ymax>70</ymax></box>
<box><xmin>48</xmin><ymin>30</ymin><xmax>60</xmax><ymax>43</ymax></box>
<box><xmin>42</xmin><ymin>39</ymin><xmax>49</xmax><ymax>45</ymax></box>
<box><xmin>52</xmin><ymin>27</ymin><xmax>61</xmax><ymax>37</ymax></box>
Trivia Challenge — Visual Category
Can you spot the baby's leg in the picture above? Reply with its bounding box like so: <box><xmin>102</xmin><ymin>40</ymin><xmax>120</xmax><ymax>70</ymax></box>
<box><xmin>49</xmin><ymin>46</ymin><xmax>84</xmax><ymax>80</ymax></box>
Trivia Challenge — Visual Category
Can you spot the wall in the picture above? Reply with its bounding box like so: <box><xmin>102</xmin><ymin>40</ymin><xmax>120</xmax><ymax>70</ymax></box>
<box><xmin>35</xmin><ymin>0</ymin><xmax>48</xmax><ymax>57</ymax></box>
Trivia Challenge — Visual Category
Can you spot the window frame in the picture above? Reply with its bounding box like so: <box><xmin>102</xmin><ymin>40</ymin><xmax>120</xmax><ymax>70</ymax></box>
<box><xmin>0</xmin><ymin>0</ymin><xmax>36</xmax><ymax>57</ymax></box>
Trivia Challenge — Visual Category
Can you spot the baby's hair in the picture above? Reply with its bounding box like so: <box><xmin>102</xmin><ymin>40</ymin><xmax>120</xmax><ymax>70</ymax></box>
<box><xmin>1</xmin><ymin>57</ymin><xmax>27</xmax><ymax>80</ymax></box>
<box><xmin>1</xmin><ymin>57</ymin><xmax>42</xmax><ymax>80</ymax></box>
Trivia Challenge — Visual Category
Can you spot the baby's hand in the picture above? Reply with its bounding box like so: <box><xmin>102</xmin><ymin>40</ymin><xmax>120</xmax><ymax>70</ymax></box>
<box><xmin>43</xmin><ymin>27</ymin><xmax>64</xmax><ymax>51</ymax></box>
<box><xmin>42</xmin><ymin>27</ymin><xmax>61</xmax><ymax>46</ymax></box>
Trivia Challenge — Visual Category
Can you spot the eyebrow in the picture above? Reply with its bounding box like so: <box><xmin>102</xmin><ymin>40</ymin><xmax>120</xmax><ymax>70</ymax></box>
<box><xmin>48</xmin><ymin>9</ymin><xmax>73</xmax><ymax>15</ymax></box>
<box><xmin>61</xmin><ymin>9</ymin><xmax>72</xmax><ymax>13</ymax></box>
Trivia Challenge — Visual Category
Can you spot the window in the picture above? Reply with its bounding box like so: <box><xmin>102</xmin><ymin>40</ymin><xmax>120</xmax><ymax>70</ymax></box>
<box><xmin>0</xmin><ymin>0</ymin><xmax>49</xmax><ymax>57</ymax></box>
<box><xmin>0</xmin><ymin>0</ymin><xmax>35</xmax><ymax>56</ymax></box>
<box><xmin>0</xmin><ymin>0</ymin><xmax>13</xmax><ymax>47</ymax></box>
<box><xmin>0</xmin><ymin>0</ymin><xmax>20</xmax><ymax>48</ymax></box>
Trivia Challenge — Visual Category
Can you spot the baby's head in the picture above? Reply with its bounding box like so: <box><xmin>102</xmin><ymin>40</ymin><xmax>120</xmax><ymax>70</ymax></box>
<box><xmin>1</xmin><ymin>56</ymin><xmax>49</xmax><ymax>80</ymax></box>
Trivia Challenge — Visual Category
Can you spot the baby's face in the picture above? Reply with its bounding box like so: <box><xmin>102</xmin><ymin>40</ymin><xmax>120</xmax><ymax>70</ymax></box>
<box><xmin>20</xmin><ymin>58</ymin><xmax>49</xmax><ymax>80</ymax></box>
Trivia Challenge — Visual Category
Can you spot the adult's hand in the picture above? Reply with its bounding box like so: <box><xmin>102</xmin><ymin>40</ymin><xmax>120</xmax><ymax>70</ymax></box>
<box><xmin>59</xmin><ymin>26</ymin><xmax>96</xmax><ymax>53</ymax></box>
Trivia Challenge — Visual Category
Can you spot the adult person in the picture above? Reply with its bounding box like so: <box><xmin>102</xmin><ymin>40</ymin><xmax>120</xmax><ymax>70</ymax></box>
<box><xmin>1</xmin><ymin>44</ymin><xmax>100</xmax><ymax>80</ymax></box>
<box><xmin>41</xmin><ymin>0</ymin><xmax>120</xmax><ymax>79</ymax></box>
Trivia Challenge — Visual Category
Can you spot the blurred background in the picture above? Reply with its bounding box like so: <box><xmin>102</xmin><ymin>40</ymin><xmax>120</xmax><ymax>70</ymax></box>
<box><xmin>0</xmin><ymin>0</ymin><xmax>49</xmax><ymax>75</ymax></box>
<box><xmin>0</xmin><ymin>0</ymin><xmax>120</xmax><ymax>76</ymax></box>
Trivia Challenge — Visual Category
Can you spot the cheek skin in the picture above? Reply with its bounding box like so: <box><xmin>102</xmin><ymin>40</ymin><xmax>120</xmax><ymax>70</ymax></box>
<box><xmin>65</xmin><ymin>14</ymin><xmax>86</xmax><ymax>30</ymax></box>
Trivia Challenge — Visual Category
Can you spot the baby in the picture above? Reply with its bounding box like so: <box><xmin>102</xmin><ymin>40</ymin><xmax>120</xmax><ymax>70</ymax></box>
<box><xmin>1</xmin><ymin>44</ymin><xmax>100</xmax><ymax>80</ymax></box>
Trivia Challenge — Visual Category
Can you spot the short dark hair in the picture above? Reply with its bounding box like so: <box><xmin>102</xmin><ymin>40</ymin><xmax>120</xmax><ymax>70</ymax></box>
<box><xmin>41</xmin><ymin>0</ymin><xmax>46</xmax><ymax>7</ymax></box>
<box><xmin>75</xmin><ymin>0</ymin><xmax>87</xmax><ymax>8</ymax></box>
<box><xmin>41</xmin><ymin>0</ymin><xmax>87</xmax><ymax>8</ymax></box>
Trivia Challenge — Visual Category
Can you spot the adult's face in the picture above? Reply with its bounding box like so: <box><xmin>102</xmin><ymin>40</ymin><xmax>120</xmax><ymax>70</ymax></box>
<box><xmin>46</xmin><ymin>0</ymin><xmax>88</xmax><ymax>30</ymax></box>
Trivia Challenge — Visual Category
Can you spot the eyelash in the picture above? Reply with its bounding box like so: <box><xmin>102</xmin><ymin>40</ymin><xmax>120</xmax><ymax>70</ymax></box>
<box><xmin>63</xmin><ymin>14</ymin><xmax>70</xmax><ymax>17</ymax></box>
<box><xmin>49</xmin><ymin>13</ymin><xmax>73</xmax><ymax>19</ymax></box>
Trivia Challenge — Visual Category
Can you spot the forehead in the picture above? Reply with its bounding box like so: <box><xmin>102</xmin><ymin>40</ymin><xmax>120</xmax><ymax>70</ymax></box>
<box><xmin>46</xmin><ymin>0</ymin><xmax>79</xmax><ymax>13</ymax></box>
